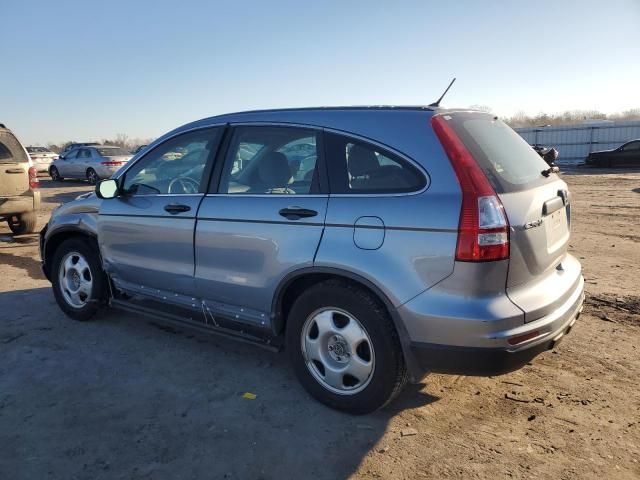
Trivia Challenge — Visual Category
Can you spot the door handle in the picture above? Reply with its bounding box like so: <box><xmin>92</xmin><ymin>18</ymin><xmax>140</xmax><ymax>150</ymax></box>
<box><xmin>164</xmin><ymin>203</ymin><xmax>191</xmax><ymax>214</ymax></box>
<box><xmin>279</xmin><ymin>207</ymin><xmax>318</xmax><ymax>220</ymax></box>
<box><xmin>4</xmin><ymin>168</ymin><xmax>23</xmax><ymax>174</ymax></box>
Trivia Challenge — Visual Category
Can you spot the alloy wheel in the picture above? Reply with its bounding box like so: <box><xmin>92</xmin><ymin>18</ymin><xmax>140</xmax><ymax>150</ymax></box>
<box><xmin>58</xmin><ymin>251</ymin><xmax>93</xmax><ymax>308</ymax></box>
<box><xmin>301</xmin><ymin>308</ymin><xmax>375</xmax><ymax>395</ymax></box>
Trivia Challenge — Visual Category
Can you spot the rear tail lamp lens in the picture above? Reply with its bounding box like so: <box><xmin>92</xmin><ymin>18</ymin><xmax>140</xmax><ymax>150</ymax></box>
<box><xmin>28</xmin><ymin>166</ymin><xmax>39</xmax><ymax>189</ymax></box>
<box><xmin>431</xmin><ymin>115</ymin><xmax>510</xmax><ymax>262</ymax></box>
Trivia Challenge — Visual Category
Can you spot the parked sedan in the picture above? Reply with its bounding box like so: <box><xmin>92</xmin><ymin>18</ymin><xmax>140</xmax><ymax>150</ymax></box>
<box><xmin>49</xmin><ymin>146</ymin><xmax>132</xmax><ymax>184</ymax></box>
<box><xmin>26</xmin><ymin>146</ymin><xmax>58</xmax><ymax>173</ymax></box>
<box><xmin>586</xmin><ymin>139</ymin><xmax>640</xmax><ymax>167</ymax></box>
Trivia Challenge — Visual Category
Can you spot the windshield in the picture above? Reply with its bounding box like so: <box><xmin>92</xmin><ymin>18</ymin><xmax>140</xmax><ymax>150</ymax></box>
<box><xmin>445</xmin><ymin>112</ymin><xmax>553</xmax><ymax>193</ymax></box>
<box><xmin>27</xmin><ymin>146</ymin><xmax>52</xmax><ymax>153</ymax></box>
<box><xmin>97</xmin><ymin>147</ymin><xmax>129</xmax><ymax>157</ymax></box>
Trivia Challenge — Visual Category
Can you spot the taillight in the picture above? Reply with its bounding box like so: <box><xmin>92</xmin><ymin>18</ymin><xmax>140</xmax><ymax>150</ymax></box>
<box><xmin>28</xmin><ymin>166</ymin><xmax>39</xmax><ymax>189</ymax></box>
<box><xmin>101</xmin><ymin>161</ymin><xmax>123</xmax><ymax>166</ymax></box>
<box><xmin>431</xmin><ymin>115</ymin><xmax>509</xmax><ymax>262</ymax></box>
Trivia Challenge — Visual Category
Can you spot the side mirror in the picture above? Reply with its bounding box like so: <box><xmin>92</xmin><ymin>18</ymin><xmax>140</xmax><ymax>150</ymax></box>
<box><xmin>96</xmin><ymin>179</ymin><xmax>120</xmax><ymax>199</ymax></box>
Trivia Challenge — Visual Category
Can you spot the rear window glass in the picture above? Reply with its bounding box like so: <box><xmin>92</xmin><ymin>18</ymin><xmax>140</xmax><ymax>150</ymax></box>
<box><xmin>27</xmin><ymin>146</ymin><xmax>51</xmax><ymax>153</ymax></box>
<box><xmin>445</xmin><ymin>113</ymin><xmax>552</xmax><ymax>192</ymax></box>
<box><xmin>0</xmin><ymin>142</ymin><xmax>12</xmax><ymax>161</ymax></box>
<box><xmin>97</xmin><ymin>147</ymin><xmax>129</xmax><ymax>156</ymax></box>
<box><xmin>0</xmin><ymin>132</ymin><xmax>28</xmax><ymax>163</ymax></box>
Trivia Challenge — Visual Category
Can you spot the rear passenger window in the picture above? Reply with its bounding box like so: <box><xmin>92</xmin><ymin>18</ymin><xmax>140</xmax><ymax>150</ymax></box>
<box><xmin>325</xmin><ymin>133</ymin><xmax>426</xmax><ymax>193</ymax></box>
<box><xmin>219</xmin><ymin>126</ymin><xmax>321</xmax><ymax>194</ymax></box>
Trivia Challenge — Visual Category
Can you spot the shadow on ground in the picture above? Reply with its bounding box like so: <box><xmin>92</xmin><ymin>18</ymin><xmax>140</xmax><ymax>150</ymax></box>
<box><xmin>0</xmin><ymin>287</ymin><xmax>437</xmax><ymax>480</ymax></box>
<box><xmin>37</xmin><ymin>178</ymin><xmax>92</xmax><ymax>205</ymax></box>
<box><xmin>0</xmin><ymin>234</ymin><xmax>43</xmax><ymax>280</ymax></box>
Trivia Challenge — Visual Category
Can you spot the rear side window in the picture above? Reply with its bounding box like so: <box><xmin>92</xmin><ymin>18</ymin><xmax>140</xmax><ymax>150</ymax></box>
<box><xmin>622</xmin><ymin>141</ymin><xmax>640</xmax><ymax>151</ymax></box>
<box><xmin>325</xmin><ymin>133</ymin><xmax>425</xmax><ymax>194</ymax></box>
<box><xmin>444</xmin><ymin>113</ymin><xmax>552</xmax><ymax>193</ymax></box>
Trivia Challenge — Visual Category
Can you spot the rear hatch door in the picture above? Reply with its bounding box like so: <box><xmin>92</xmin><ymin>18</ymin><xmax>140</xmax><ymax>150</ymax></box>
<box><xmin>446</xmin><ymin>112</ymin><xmax>579</xmax><ymax>322</ymax></box>
<box><xmin>0</xmin><ymin>129</ymin><xmax>30</xmax><ymax>197</ymax></box>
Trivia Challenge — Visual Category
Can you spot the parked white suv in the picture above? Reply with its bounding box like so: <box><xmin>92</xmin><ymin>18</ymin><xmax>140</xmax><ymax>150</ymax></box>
<box><xmin>0</xmin><ymin>124</ymin><xmax>40</xmax><ymax>234</ymax></box>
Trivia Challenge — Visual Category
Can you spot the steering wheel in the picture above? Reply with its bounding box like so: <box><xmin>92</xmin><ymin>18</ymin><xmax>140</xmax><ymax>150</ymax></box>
<box><xmin>168</xmin><ymin>176</ymin><xmax>199</xmax><ymax>194</ymax></box>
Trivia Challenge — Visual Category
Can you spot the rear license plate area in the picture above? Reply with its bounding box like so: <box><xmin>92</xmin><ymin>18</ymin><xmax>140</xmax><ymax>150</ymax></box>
<box><xmin>545</xmin><ymin>209</ymin><xmax>566</xmax><ymax>247</ymax></box>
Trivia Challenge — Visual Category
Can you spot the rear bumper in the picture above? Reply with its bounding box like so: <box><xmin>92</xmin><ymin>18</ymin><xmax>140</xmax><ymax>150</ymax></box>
<box><xmin>398</xmin><ymin>253</ymin><xmax>584</xmax><ymax>378</ymax></box>
<box><xmin>0</xmin><ymin>192</ymin><xmax>39</xmax><ymax>216</ymax></box>
<box><xmin>95</xmin><ymin>165</ymin><xmax>121</xmax><ymax>178</ymax></box>
<box><xmin>410</xmin><ymin>300</ymin><xmax>582</xmax><ymax>376</ymax></box>
<box><xmin>407</xmin><ymin>277</ymin><xmax>584</xmax><ymax>376</ymax></box>
<box><xmin>34</xmin><ymin>161</ymin><xmax>53</xmax><ymax>173</ymax></box>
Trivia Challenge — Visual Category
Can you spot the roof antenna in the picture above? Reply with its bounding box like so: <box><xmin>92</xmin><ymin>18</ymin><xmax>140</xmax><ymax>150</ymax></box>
<box><xmin>429</xmin><ymin>77</ymin><xmax>456</xmax><ymax>107</ymax></box>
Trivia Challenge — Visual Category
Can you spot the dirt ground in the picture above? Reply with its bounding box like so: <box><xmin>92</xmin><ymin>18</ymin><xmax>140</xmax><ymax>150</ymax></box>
<box><xmin>1</xmin><ymin>171</ymin><xmax>639</xmax><ymax>480</ymax></box>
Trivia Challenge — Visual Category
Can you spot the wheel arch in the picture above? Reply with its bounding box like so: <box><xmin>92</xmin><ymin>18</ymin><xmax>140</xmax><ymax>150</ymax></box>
<box><xmin>272</xmin><ymin>267</ymin><xmax>423</xmax><ymax>381</ymax></box>
<box><xmin>42</xmin><ymin>228</ymin><xmax>99</xmax><ymax>280</ymax></box>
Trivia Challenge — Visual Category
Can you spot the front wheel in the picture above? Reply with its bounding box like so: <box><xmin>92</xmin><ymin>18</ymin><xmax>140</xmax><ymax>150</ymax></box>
<box><xmin>8</xmin><ymin>212</ymin><xmax>38</xmax><ymax>234</ymax></box>
<box><xmin>286</xmin><ymin>280</ymin><xmax>407</xmax><ymax>414</ymax></box>
<box><xmin>50</xmin><ymin>166</ymin><xmax>63</xmax><ymax>181</ymax></box>
<box><xmin>86</xmin><ymin>168</ymin><xmax>98</xmax><ymax>185</ymax></box>
<box><xmin>51</xmin><ymin>238</ymin><xmax>107</xmax><ymax>321</ymax></box>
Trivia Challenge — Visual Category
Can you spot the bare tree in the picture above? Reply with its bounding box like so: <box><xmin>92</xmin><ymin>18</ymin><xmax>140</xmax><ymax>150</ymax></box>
<box><xmin>503</xmin><ymin>108</ymin><xmax>640</xmax><ymax>127</ymax></box>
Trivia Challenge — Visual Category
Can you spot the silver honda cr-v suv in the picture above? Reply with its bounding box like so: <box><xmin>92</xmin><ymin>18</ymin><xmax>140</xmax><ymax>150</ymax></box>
<box><xmin>40</xmin><ymin>107</ymin><xmax>584</xmax><ymax>414</ymax></box>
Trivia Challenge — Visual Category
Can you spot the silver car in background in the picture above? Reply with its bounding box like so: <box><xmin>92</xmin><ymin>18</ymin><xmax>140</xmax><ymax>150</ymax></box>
<box><xmin>26</xmin><ymin>146</ymin><xmax>59</xmax><ymax>173</ymax></box>
<box><xmin>49</xmin><ymin>145</ymin><xmax>132</xmax><ymax>184</ymax></box>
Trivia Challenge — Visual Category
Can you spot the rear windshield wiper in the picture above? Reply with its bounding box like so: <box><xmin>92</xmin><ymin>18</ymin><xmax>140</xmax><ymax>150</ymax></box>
<box><xmin>541</xmin><ymin>166</ymin><xmax>560</xmax><ymax>177</ymax></box>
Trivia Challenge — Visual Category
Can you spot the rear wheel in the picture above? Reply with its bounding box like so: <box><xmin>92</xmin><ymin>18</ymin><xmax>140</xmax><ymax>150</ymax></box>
<box><xmin>86</xmin><ymin>168</ymin><xmax>98</xmax><ymax>185</ymax></box>
<box><xmin>286</xmin><ymin>280</ymin><xmax>407</xmax><ymax>414</ymax></box>
<box><xmin>50</xmin><ymin>166</ymin><xmax>63</xmax><ymax>181</ymax></box>
<box><xmin>51</xmin><ymin>237</ymin><xmax>107</xmax><ymax>321</ymax></box>
<box><xmin>8</xmin><ymin>212</ymin><xmax>37</xmax><ymax>235</ymax></box>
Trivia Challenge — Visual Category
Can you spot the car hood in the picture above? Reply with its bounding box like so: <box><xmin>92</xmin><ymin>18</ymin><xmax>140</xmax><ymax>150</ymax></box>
<box><xmin>51</xmin><ymin>191</ymin><xmax>101</xmax><ymax>218</ymax></box>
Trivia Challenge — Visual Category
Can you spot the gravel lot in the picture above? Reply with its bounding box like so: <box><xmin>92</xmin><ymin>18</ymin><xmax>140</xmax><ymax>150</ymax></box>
<box><xmin>1</xmin><ymin>172</ymin><xmax>639</xmax><ymax>479</ymax></box>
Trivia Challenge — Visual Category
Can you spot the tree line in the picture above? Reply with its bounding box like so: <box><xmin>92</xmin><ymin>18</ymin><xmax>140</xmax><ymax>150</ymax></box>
<box><xmin>47</xmin><ymin>133</ymin><xmax>154</xmax><ymax>153</ymax></box>
<box><xmin>468</xmin><ymin>105</ymin><xmax>640</xmax><ymax>128</ymax></box>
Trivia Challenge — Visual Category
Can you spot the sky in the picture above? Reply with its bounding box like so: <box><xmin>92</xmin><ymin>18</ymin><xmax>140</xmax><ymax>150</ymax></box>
<box><xmin>2</xmin><ymin>0</ymin><xmax>639</xmax><ymax>146</ymax></box>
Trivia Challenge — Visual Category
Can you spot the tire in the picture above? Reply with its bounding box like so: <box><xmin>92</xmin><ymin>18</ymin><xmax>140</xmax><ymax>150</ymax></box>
<box><xmin>8</xmin><ymin>212</ymin><xmax>38</xmax><ymax>235</ymax></box>
<box><xmin>50</xmin><ymin>166</ymin><xmax>63</xmax><ymax>181</ymax></box>
<box><xmin>86</xmin><ymin>168</ymin><xmax>98</xmax><ymax>185</ymax></box>
<box><xmin>51</xmin><ymin>237</ymin><xmax>108</xmax><ymax>321</ymax></box>
<box><xmin>286</xmin><ymin>279</ymin><xmax>408</xmax><ymax>414</ymax></box>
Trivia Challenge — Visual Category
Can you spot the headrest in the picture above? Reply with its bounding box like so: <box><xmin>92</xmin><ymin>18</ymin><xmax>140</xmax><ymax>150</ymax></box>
<box><xmin>348</xmin><ymin>144</ymin><xmax>379</xmax><ymax>176</ymax></box>
<box><xmin>258</xmin><ymin>151</ymin><xmax>291</xmax><ymax>187</ymax></box>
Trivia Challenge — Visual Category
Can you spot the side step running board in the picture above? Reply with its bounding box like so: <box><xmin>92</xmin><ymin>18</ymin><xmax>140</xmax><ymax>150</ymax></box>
<box><xmin>111</xmin><ymin>298</ymin><xmax>280</xmax><ymax>352</ymax></box>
